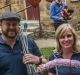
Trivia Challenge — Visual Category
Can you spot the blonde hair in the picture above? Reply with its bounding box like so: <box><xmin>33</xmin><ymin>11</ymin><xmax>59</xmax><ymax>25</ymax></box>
<box><xmin>55</xmin><ymin>23</ymin><xmax>79</xmax><ymax>53</ymax></box>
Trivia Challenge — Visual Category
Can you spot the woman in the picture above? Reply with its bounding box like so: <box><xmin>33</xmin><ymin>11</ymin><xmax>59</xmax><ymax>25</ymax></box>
<box><xmin>48</xmin><ymin>23</ymin><xmax>80</xmax><ymax>75</ymax></box>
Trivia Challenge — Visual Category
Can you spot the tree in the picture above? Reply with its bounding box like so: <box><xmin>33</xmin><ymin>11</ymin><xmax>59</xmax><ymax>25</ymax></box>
<box><xmin>5</xmin><ymin>0</ymin><xmax>11</xmax><ymax>12</ymax></box>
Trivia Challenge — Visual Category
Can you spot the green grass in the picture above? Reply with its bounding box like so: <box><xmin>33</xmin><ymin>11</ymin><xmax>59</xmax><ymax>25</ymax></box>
<box><xmin>40</xmin><ymin>47</ymin><xmax>55</xmax><ymax>60</ymax></box>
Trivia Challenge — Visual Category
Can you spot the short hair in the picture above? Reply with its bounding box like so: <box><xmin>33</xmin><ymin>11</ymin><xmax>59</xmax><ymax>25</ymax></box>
<box><xmin>55</xmin><ymin>23</ymin><xmax>78</xmax><ymax>53</ymax></box>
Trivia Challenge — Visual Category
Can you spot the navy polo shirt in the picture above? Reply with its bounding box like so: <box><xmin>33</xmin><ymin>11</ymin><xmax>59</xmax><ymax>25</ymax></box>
<box><xmin>49</xmin><ymin>52</ymin><xmax>80</xmax><ymax>75</ymax></box>
<box><xmin>0</xmin><ymin>35</ymin><xmax>41</xmax><ymax>75</ymax></box>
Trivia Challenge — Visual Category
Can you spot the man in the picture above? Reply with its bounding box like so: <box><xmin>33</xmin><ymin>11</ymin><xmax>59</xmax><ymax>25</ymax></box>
<box><xmin>0</xmin><ymin>12</ymin><xmax>46</xmax><ymax>75</ymax></box>
<box><xmin>50</xmin><ymin>0</ymin><xmax>67</xmax><ymax>30</ymax></box>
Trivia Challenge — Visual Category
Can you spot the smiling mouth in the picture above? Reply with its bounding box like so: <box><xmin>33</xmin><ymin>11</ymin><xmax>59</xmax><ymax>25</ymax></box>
<box><xmin>8</xmin><ymin>31</ymin><xmax>15</xmax><ymax>33</ymax></box>
<box><xmin>64</xmin><ymin>43</ymin><xmax>71</xmax><ymax>46</ymax></box>
<box><xmin>8</xmin><ymin>31</ymin><xmax>16</xmax><ymax>34</ymax></box>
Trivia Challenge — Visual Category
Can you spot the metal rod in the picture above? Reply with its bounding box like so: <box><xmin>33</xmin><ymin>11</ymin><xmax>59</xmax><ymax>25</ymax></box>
<box><xmin>16</xmin><ymin>5</ymin><xmax>32</xmax><ymax>13</ymax></box>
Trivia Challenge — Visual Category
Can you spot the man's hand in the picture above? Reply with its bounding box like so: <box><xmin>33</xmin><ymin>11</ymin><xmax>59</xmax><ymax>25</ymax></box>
<box><xmin>60</xmin><ymin>17</ymin><xmax>64</xmax><ymax>21</ymax></box>
<box><xmin>23</xmin><ymin>53</ymin><xmax>40</xmax><ymax>64</ymax></box>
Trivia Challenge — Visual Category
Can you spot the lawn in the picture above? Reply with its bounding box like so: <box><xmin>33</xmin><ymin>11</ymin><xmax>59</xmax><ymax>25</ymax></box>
<box><xmin>40</xmin><ymin>47</ymin><xmax>55</xmax><ymax>60</ymax></box>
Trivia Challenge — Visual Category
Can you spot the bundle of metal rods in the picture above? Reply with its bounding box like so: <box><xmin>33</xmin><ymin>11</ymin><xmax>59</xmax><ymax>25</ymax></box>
<box><xmin>19</xmin><ymin>28</ymin><xmax>38</xmax><ymax>75</ymax></box>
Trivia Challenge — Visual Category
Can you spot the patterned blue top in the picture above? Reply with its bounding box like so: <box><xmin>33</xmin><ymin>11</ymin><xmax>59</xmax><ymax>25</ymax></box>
<box><xmin>49</xmin><ymin>52</ymin><xmax>80</xmax><ymax>75</ymax></box>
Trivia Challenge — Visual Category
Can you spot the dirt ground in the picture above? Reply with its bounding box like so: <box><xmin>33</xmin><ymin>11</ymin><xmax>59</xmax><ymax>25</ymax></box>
<box><xmin>35</xmin><ymin>38</ymin><xmax>56</xmax><ymax>48</ymax></box>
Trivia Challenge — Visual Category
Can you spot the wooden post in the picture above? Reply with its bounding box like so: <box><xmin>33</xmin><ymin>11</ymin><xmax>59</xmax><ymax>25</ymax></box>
<box><xmin>23</xmin><ymin>0</ymin><xmax>28</xmax><ymax>20</ymax></box>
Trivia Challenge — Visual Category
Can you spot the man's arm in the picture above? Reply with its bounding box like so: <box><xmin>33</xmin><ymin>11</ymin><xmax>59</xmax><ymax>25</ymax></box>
<box><xmin>23</xmin><ymin>53</ymin><xmax>47</xmax><ymax>65</ymax></box>
<box><xmin>23</xmin><ymin>38</ymin><xmax>47</xmax><ymax>65</ymax></box>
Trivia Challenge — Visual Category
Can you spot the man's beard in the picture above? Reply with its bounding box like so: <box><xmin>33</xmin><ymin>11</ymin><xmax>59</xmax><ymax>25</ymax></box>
<box><xmin>2</xmin><ymin>29</ymin><xmax>18</xmax><ymax>39</ymax></box>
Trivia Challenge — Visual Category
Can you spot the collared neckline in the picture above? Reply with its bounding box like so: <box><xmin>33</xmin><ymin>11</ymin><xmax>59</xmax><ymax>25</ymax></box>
<box><xmin>0</xmin><ymin>34</ymin><xmax>19</xmax><ymax>44</ymax></box>
<box><xmin>59</xmin><ymin>51</ymin><xmax>80</xmax><ymax>59</ymax></box>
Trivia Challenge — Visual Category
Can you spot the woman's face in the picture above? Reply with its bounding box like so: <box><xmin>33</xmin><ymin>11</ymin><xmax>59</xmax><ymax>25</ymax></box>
<box><xmin>59</xmin><ymin>29</ymin><xmax>74</xmax><ymax>50</ymax></box>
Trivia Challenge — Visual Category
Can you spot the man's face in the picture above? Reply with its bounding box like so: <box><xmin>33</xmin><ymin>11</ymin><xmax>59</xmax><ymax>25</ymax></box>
<box><xmin>56</xmin><ymin>0</ymin><xmax>62</xmax><ymax>3</ymax></box>
<box><xmin>1</xmin><ymin>20</ymin><xmax>19</xmax><ymax>39</ymax></box>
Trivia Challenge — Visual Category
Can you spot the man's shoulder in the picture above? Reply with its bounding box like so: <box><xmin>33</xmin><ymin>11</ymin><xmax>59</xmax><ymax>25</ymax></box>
<box><xmin>50</xmin><ymin>1</ymin><xmax>56</xmax><ymax>6</ymax></box>
<box><xmin>27</xmin><ymin>38</ymin><xmax>36</xmax><ymax>45</ymax></box>
<box><xmin>27</xmin><ymin>38</ymin><xmax>34</xmax><ymax>43</ymax></box>
<box><xmin>62</xmin><ymin>2</ymin><xmax>66</xmax><ymax>6</ymax></box>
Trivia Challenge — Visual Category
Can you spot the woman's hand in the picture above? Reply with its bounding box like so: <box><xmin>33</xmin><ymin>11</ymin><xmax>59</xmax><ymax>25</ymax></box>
<box><xmin>37</xmin><ymin>64</ymin><xmax>43</xmax><ymax>73</ymax></box>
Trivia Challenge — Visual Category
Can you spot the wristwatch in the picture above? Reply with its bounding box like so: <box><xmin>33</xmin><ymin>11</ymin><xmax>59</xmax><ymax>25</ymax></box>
<box><xmin>38</xmin><ymin>57</ymin><xmax>42</xmax><ymax>65</ymax></box>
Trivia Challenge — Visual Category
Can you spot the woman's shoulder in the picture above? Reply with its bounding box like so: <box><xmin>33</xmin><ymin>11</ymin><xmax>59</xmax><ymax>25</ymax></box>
<box><xmin>49</xmin><ymin>52</ymin><xmax>61</xmax><ymax>61</ymax></box>
<box><xmin>74</xmin><ymin>52</ymin><xmax>80</xmax><ymax>56</ymax></box>
<box><xmin>73</xmin><ymin>51</ymin><xmax>80</xmax><ymax>55</ymax></box>
<box><xmin>72</xmin><ymin>52</ymin><xmax>80</xmax><ymax>61</ymax></box>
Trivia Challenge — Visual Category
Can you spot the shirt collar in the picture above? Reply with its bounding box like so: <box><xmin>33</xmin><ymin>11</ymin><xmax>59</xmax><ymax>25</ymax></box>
<box><xmin>59</xmin><ymin>51</ymin><xmax>79</xmax><ymax>58</ymax></box>
<box><xmin>0</xmin><ymin>34</ymin><xmax>19</xmax><ymax>44</ymax></box>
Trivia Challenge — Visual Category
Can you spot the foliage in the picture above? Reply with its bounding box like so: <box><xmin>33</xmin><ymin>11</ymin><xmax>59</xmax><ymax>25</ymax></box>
<box><xmin>40</xmin><ymin>47</ymin><xmax>55</xmax><ymax>60</ymax></box>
